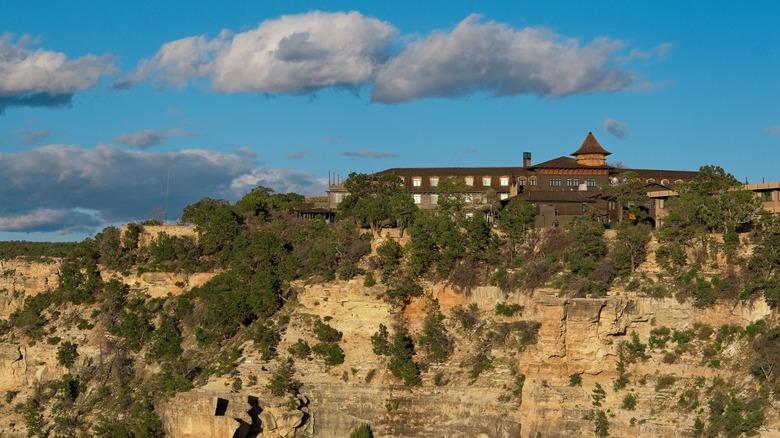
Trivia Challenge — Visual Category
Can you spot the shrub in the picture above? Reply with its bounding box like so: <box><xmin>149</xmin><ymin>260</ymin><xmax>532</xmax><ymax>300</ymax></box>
<box><xmin>56</xmin><ymin>341</ymin><xmax>79</xmax><ymax>368</ymax></box>
<box><xmin>495</xmin><ymin>302</ymin><xmax>523</xmax><ymax>316</ymax></box>
<box><xmin>388</xmin><ymin>329</ymin><xmax>421</xmax><ymax>386</ymax></box>
<box><xmin>594</xmin><ymin>410</ymin><xmax>609</xmax><ymax>437</ymax></box>
<box><xmin>622</xmin><ymin>393</ymin><xmax>637</xmax><ymax>410</ymax></box>
<box><xmin>253</xmin><ymin>321</ymin><xmax>281</xmax><ymax>360</ymax></box>
<box><xmin>625</xmin><ymin>331</ymin><xmax>647</xmax><ymax>362</ymax></box>
<box><xmin>655</xmin><ymin>375</ymin><xmax>676</xmax><ymax>391</ymax></box>
<box><xmin>370</xmin><ymin>324</ymin><xmax>392</xmax><ymax>356</ymax></box>
<box><xmin>569</xmin><ymin>373</ymin><xmax>583</xmax><ymax>387</ymax></box>
<box><xmin>593</xmin><ymin>411</ymin><xmax>609</xmax><ymax>436</ymax></box>
<box><xmin>349</xmin><ymin>423</ymin><xmax>373</xmax><ymax>438</ymax></box>
<box><xmin>287</xmin><ymin>339</ymin><xmax>311</xmax><ymax>359</ymax></box>
<box><xmin>267</xmin><ymin>358</ymin><xmax>301</xmax><ymax>397</ymax></box>
<box><xmin>614</xmin><ymin>374</ymin><xmax>630</xmax><ymax>391</ymax></box>
<box><xmin>312</xmin><ymin>342</ymin><xmax>345</xmax><ymax>366</ymax></box>
<box><xmin>512</xmin><ymin>374</ymin><xmax>526</xmax><ymax>398</ymax></box>
<box><xmin>147</xmin><ymin>315</ymin><xmax>184</xmax><ymax>362</ymax></box>
<box><xmin>363</xmin><ymin>271</ymin><xmax>377</xmax><ymax>287</ymax></box>
<box><xmin>418</xmin><ymin>299</ymin><xmax>453</xmax><ymax>363</ymax></box>
<box><xmin>313</xmin><ymin>319</ymin><xmax>342</xmax><ymax>343</ymax></box>
<box><xmin>452</xmin><ymin>304</ymin><xmax>479</xmax><ymax>330</ymax></box>
<box><xmin>592</xmin><ymin>383</ymin><xmax>606</xmax><ymax>407</ymax></box>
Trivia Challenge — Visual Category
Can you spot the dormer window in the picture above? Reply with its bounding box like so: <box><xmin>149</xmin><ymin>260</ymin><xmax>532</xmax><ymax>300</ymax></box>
<box><xmin>482</xmin><ymin>177</ymin><xmax>492</xmax><ymax>186</ymax></box>
<box><xmin>412</xmin><ymin>177</ymin><xmax>422</xmax><ymax>187</ymax></box>
<box><xmin>465</xmin><ymin>176</ymin><xmax>474</xmax><ymax>186</ymax></box>
<box><xmin>430</xmin><ymin>177</ymin><xmax>439</xmax><ymax>187</ymax></box>
<box><xmin>500</xmin><ymin>176</ymin><xmax>510</xmax><ymax>186</ymax></box>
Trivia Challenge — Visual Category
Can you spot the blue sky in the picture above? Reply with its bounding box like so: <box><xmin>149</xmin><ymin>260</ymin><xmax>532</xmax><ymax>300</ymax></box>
<box><xmin>1</xmin><ymin>1</ymin><xmax>778</xmax><ymax>241</ymax></box>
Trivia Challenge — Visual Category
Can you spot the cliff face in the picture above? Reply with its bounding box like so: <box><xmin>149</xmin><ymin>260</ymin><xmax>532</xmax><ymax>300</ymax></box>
<box><xmin>1</xmin><ymin>262</ymin><xmax>777</xmax><ymax>437</ymax></box>
<box><xmin>0</xmin><ymin>259</ymin><xmax>59</xmax><ymax>315</ymax></box>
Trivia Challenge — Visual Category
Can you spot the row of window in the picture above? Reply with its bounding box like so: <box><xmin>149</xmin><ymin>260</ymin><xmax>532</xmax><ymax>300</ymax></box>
<box><xmin>410</xmin><ymin>176</ymin><xmax>684</xmax><ymax>189</ymax></box>
<box><xmin>549</xmin><ymin>178</ymin><xmax>598</xmax><ymax>188</ymax></box>
<box><xmin>412</xmin><ymin>193</ymin><xmax>510</xmax><ymax>204</ymax></box>
<box><xmin>411</xmin><ymin>176</ymin><xmax>513</xmax><ymax>187</ymax></box>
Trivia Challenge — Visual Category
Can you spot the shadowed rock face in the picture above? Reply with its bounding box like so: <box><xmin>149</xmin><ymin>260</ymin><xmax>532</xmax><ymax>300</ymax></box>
<box><xmin>159</xmin><ymin>392</ymin><xmax>307</xmax><ymax>438</ymax></box>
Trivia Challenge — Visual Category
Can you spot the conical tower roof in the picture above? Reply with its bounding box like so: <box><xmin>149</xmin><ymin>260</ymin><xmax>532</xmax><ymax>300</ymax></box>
<box><xmin>571</xmin><ymin>132</ymin><xmax>611</xmax><ymax>157</ymax></box>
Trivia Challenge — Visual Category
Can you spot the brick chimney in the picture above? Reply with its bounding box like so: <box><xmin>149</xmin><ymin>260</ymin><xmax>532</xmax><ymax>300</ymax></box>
<box><xmin>523</xmin><ymin>152</ymin><xmax>532</xmax><ymax>167</ymax></box>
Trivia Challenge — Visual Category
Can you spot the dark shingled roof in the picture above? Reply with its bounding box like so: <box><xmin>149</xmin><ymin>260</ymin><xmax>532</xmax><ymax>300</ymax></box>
<box><xmin>571</xmin><ymin>132</ymin><xmax>611</xmax><ymax>157</ymax></box>
<box><xmin>619</xmin><ymin>168</ymin><xmax>699</xmax><ymax>185</ymax></box>
<box><xmin>513</xmin><ymin>189</ymin><xmax>599</xmax><ymax>203</ymax></box>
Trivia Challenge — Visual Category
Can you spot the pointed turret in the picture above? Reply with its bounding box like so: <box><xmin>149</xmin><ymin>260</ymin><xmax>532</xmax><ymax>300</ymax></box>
<box><xmin>571</xmin><ymin>132</ymin><xmax>611</xmax><ymax>166</ymax></box>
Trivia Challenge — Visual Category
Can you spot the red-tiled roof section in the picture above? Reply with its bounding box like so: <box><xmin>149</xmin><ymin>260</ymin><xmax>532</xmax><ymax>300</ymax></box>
<box><xmin>530</xmin><ymin>156</ymin><xmax>612</xmax><ymax>170</ymax></box>
<box><xmin>571</xmin><ymin>132</ymin><xmax>612</xmax><ymax>157</ymax></box>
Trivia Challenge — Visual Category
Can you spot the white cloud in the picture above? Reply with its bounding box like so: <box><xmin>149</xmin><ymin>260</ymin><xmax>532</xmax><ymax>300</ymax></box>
<box><xmin>341</xmin><ymin>149</ymin><xmax>398</xmax><ymax>158</ymax></box>
<box><xmin>122</xmin><ymin>12</ymin><xmax>397</xmax><ymax>94</ymax></box>
<box><xmin>113</xmin><ymin>128</ymin><xmax>192</xmax><ymax>148</ymax></box>
<box><xmin>0</xmin><ymin>144</ymin><xmax>325</xmax><ymax>234</ymax></box>
<box><xmin>229</xmin><ymin>167</ymin><xmax>325</xmax><ymax>196</ymax></box>
<box><xmin>118</xmin><ymin>33</ymin><xmax>229</xmax><ymax>89</ymax></box>
<box><xmin>16</xmin><ymin>128</ymin><xmax>50</xmax><ymax>144</ymax></box>
<box><xmin>0</xmin><ymin>33</ymin><xmax>116</xmax><ymax>111</ymax></box>
<box><xmin>0</xmin><ymin>208</ymin><xmax>102</xmax><ymax>234</ymax></box>
<box><xmin>123</xmin><ymin>12</ymin><xmax>646</xmax><ymax>103</ymax></box>
<box><xmin>213</xmin><ymin>11</ymin><xmax>396</xmax><ymax>94</ymax></box>
<box><xmin>628</xmin><ymin>42</ymin><xmax>673</xmax><ymax>60</ymax></box>
<box><xmin>372</xmin><ymin>15</ymin><xmax>635</xmax><ymax>103</ymax></box>
<box><xmin>604</xmin><ymin>116</ymin><xmax>629</xmax><ymax>139</ymax></box>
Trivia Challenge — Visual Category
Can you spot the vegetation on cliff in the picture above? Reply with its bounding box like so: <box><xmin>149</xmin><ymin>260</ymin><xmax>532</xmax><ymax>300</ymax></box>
<box><xmin>1</xmin><ymin>166</ymin><xmax>780</xmax><ymax>436</ymax></box>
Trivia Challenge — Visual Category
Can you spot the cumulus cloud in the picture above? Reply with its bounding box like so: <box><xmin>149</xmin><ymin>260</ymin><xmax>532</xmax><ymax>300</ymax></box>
<box><xmin>116</xmin><ymin>33</ymin><xmax>229</xmax><ymax>89</ymax></box>
<box><xmin>0</xmin><ymin>208</ymin><xmax>102</xmax><ymax>234</ymax></box>
<box><xmin>764</xmin><ymin>126</ymin><xmax>780</xmax><ymax>135</ymax></box>
<box><xmin>0</xmin><ymin>34</ymin><xmax>116</xmax><ymax>112</ymax></box>
<box><xmin>17</xmin><ymin>128</ymin><xmax>50</xmax><ymax>144</ymax></box>
<box><xmin>0</xmin><ymin>144</ymin><xmax>324</xmax><ymax>234</ymax></box>
<box><xmin>122</xmin><ymin>12</ymin><xmax>647</xmax><ymax>103</ymax></box>
<box><xmin>372</xmin><ymin>15</ymin><xmax>635</xmax><ymax>103</ymax></box>
<box><xmin>604</xmin><ymin>116</ymin><xmax>629</xmax><ymax>139</ymax></box>
<box><xmin>113</xmin><ymin>128</ymin><xmax>192</xmax><ymax>148</ymax></box>
<box><xmin>229</xmin><ymin>167</ymin><xmax>324</xmax><ymax>195</ymax></box>
<box><xmin>121</xmin><ymin>12</ymin><xmax>396</xmax><ymax>94</ymax></box>
<box><xmin>341</xmin><ymin>149</ymin><xmax>398</xmax><ymax>158</ymax></box>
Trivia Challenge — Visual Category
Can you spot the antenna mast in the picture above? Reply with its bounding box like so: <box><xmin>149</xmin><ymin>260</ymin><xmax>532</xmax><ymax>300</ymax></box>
<box><xmin>164</xmin><ymin>165</ymin><xmax>170</xmax><ymax>224</ymax></box>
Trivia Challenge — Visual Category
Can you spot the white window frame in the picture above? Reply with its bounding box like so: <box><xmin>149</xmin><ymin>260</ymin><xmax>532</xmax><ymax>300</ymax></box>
<box><xmin>413</xmin><ymin>194</ymin><xmax>422</xmax><ymax>204</ymax></box>
<box><xmin>430</xmin><ymin>177</ymin><xmax>439</xmax><ymax>187</ymax></box>
<box><xmin>465</xmin><ymin>176</ymin><xmax>474</xmax><ymax>186</ymax></box>
<box><xmin>412</xmin><ymin>177</ymin><xmax>422</xmax><ymax>187</ymax></box>
<box><xmin>482</xmin><ymin>177</ymin><xmax>492</xmax><ymax>186</ymax></box>
<box><xmin>500</xmin><ymin>176</ymin><xmax>510</xmax><ymax>186</ymax></box>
